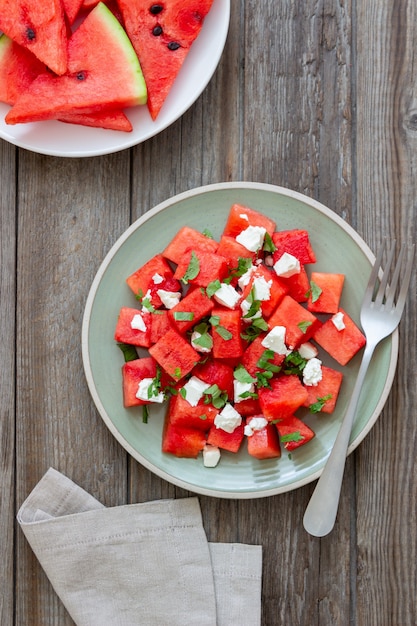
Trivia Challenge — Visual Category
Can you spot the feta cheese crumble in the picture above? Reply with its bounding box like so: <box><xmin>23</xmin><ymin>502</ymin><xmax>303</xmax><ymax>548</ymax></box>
<box><xmin>302</xmin><ymin>357</ymin><xmax>323</xmax><ymax>386</ymax></box>
<box><xmin>181</xmin><ymin>376</ymin><xmax>211</xmax><ymax>407</ymax></box>
<box><xmin>213</xmin><ymin>283</ymin><xmax>240</xmax><ymax>309</ymax></box>
<box><xmin>203</xmin><ymin>444</ymin><xmax>221</xmax><ymax>468</ymax></box>
<box><xmin>130</xmin><ymin>313</ymin><xmax>147</xmax><ymax>332</ymax></box>
<box><xmin>273</xmin><ymin>252</ymin><xmax>301</xmax><ymax>278</ymax></box>
<box><xmin>298</xmin><ymin>341</ymin><xmax>318</xmax><ymax>360</ymax></box>
<box><xmin>135</xmin><ymin>378</ymin><xmax>165</xmax><ymax>403</ymax></box>
<box><xmin>214</xmin><ymin>403</ymin><xmax>242</xmax><ymax>433</ymax></box>
<box><xmin>236</xmin><ymin>225</ymin><xmax>266</xmax><ymax>252</ymax></box>
<box><xmin>261</xmin><ymin>325</ymin><xmax>290</xmax><ymax>355</ymax></box>
<box><xmin>156</xmin><ymin>289</ymin><xmax>181</xmax><ymax>309</ymax></box>
<box><xmin>238</xmin><ymin>264</ymin><xmax>256</xmax><ymax>289</ymax></box>
<box><xmin>331</xmin><ymin>311</ymin><xmax>346</xmax><ymax>330</ymax></box>
<box><xmin>191</xmin><ymin>331</ymin><xmax>212</xmax><ymax>353</ymax></box>
<box><xmin>252</xmin><ymin>276</ymin><xmax>272</xmax><ymax>301</ymax></box>
<box><xmin>244</xmin><ymin>416</ymin><xmax>268</xmax><ymax>437</ymax></box>
<box><xmin>152</xmin><ymin>272</ymin><xmax>164</xmax><ymax>284</ymax></box>
<box><xmin>234</xmin><ymin>378</ymin><xmax>255</xmax><ymax>402</ymax></box>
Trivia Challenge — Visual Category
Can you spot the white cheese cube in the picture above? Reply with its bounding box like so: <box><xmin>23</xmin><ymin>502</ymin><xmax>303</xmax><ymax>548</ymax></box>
<box><xmin>238</xmin><ymin>265</ymin><xmax>256</xmax><ymax>289</ymax></box>
<box><xmin>214</xmin><ymin>403</ymin><xmax>242</xmax><ymax>433</ymax></box>
<box><xmin>203</xmin><ymin>445</ymin><xmax>221</xmax><ymax>468</ymax></box>
<box><xmin>244</xmin><ymin>416</ymin><xmax>268</xmax><ymax>437</ymax></box>
<box><xmin>236</xmin><ymin>225</ymin><xmax>267</xmax><ymax>252</ymax></box>
<box><xmin>240</xmin><ymin>298</ymin><xmax>262</xmax><ymax>320</ymax></box>
<box><xmin>156</xmin><ymin>289</ymin><xmax>181</xmax><ymax>309</ymax></box>
<box><xmin>331</xmin><ymin>311</ymin><xmax>346</xmax><ymax>330</ymax></box>
<box><xmin>273</xmin><ymin>252</ymin><xmax>301</xmax><ymax>277</ymax></box>
<box><xmin>302</xmin><ymin>357</ymin><xmax>323</xmax><ymax>386</ymax></box>
<box><xmin>252</xmin><ymin>276</ymin><xmax>272</xmax><ymax>301</ymax></box>
<box><xmin>213</xmin><ymin>283</ymin><xmax>240</xmax><ymax>309</ymax></box>
<box><xmin>298</xmin><ymin>341</ymin><xmax>319</xmax><ymax>360</ymax></box>
<box><xmin>135</xmin><ymin>378</ymin><xmax>165</xmax><ymax>403</ymax></box>
<box><xmin>261</xmin><ymin>325</ymin><xmax>290</xmax><ymax>355</ymax></box>
<box><xmin>152</xmin><ymin>272</ymin><xmax>164</xmax><ymax>284</ymax></box>
<box><xmin>234</xmin><ymin>379</ymin><xmax>255</xmax><ymax>401</ymax></box>
<box><xmin>181</xmin><ymin>376</ymin><xmax>211</xmax><ymax>407</ymax></box>
<box><xmin>130</xmin><ymin>312</ymin><xmax>147</xmax><ymax>332</ymax></box>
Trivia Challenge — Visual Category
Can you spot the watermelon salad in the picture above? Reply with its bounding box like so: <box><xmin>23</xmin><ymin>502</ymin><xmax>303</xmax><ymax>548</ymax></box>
<box><xmin>114</xmin><ymin>204</ymin><xmax>366</xmax><ymax>468</ymax></box>
<box><xmin>0</xmin><ymin>0</ymin><xmax>214</xmax><ymax>131</ymax></box>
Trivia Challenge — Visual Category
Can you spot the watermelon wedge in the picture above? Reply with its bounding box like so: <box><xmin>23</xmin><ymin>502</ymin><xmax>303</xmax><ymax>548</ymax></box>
<box><xmin>0</xmin><ymin>34</ymin><xmax>45</xmax><ymax>105</ymax></box>
<box><xmin>117</xmin><ymin>0</ymin><xmax>214</xmax><ymax>119</ymax></box>
<box><xmin>0</xmin><ymin>0</ymin><xmax>68</xmax><ymax>75</ymax></box>
<box><xmin>5</xmin><ymin>2</ymin><xmax>147</xmax><ymax>125</ymax></box>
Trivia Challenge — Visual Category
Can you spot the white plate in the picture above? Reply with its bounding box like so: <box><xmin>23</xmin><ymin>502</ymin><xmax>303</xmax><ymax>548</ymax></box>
<box><xmin>0</xmin><ymin>0</ymin><xmax>230</xmax><ymax>157</ymax></box>
<box><xmin>82</xmin><ymin>182</ymin><xmax>398</xmax><ymax>499</ymax></box>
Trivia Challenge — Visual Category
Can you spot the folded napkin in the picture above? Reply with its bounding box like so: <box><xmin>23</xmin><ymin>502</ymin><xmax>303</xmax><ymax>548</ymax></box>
<box><xmin>17</xmin><ymin>468</ymin><xmax>262</xmax><ymax>626</ymax></box>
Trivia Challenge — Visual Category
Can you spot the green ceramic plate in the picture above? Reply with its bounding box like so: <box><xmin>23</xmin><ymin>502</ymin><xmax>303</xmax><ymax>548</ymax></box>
<box><xmin>82</xmin><ymin>182</ymin><xmax>398</xmax><ymax>498</ymax></box>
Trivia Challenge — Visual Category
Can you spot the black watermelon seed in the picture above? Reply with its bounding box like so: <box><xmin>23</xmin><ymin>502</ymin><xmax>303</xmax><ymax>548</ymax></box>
<box><xmin>26</xmin><ymin>27</ymin><xmax>36</xmax><ymax>41</ymax></box>
<box><xmin>150</xmin><ymin>4</ymin><xmax>163</xmax><ymax>14</ymax></box>
<box><xmin>76</xmin><ymin>72</ymin><xmax>86</xmax><ymax>80</ymax></box>
<box><xmin>167</xmin><ymin>41</ymin><xmax>181</xmax><ymax>51</ymax></box>
<box><xmin>152</xmin><ymin>25</ymin><xmax>163</xmax><ymax>36</ymax></box>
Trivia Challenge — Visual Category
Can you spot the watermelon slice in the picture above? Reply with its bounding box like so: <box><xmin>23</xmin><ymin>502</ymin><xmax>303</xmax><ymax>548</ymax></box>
<box><xmin>5</xmin><ymin>2</ymin><xmax>147</xmax><ymax>125</ymax></box>
<box><xmin>117</xmin><ymin>0</ymin><xmax>214</xmax><ymax>119</ymax></box>
<box><xmin>0</xmin><ymin>34</ymin><xmax>45</xmax><ymax>105</ymax></box>
<box><xmin>0</xmin><ymin>0</ymin><xmax>68</xmax><ymax>75</ymax></box>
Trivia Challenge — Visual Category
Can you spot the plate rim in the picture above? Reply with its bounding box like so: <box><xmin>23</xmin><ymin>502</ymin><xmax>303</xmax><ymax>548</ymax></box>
<box><xmin>0</xmin><ymin>0</ymin><xmax>230</xmax><ymax>157</ymax></box>
<box><xmin>82</xmin><ymin>181</ymin><xmax>399</xmax><ymax>498</ymax></box>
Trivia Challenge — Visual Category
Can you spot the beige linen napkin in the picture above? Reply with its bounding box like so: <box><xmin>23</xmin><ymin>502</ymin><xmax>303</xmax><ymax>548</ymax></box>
<box><xmin>17</xmin><ymin>468</ymin><xmax>262</xmax><ymax>626</ymax></box>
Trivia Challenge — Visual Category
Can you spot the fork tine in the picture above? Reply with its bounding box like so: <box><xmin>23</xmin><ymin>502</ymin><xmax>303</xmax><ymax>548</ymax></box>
<box><xmin>374</xmin><ymin>240</ymin><xmax>396</xmax><ymax>308</ymax></box>
<box><xmin>384</xmin><ymin>242</ymin><xmax>405</xmax><ymax>309</ymax></box>
<box><xmin>390</xmin><ymin>243</ymin><xmax>415</xmax><ymax>316</ymax></box>
<box><xmin>365</xmin><ymin>240</ymin><xmax>386</xmax><ymax>303</ymax></box>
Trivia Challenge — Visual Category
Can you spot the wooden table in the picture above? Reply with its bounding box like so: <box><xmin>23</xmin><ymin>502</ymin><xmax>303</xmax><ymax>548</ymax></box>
<box><xmin>1</xmin><ymin>1</ymin><xmax>416</xmax><ymax>624</ymax></box>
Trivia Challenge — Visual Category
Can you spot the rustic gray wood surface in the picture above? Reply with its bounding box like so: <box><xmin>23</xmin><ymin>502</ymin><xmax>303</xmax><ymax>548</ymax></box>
<box><xmin>1</xmin><ymin>1</ymin><xmax>416</xmax><ymax>624</ymax></box>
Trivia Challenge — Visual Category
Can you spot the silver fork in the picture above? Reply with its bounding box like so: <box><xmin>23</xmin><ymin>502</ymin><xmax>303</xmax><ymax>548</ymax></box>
<box><xmin>303</xmin><ymin>240</ymin><xmax>415</xmax><ymax>537</ymax></box>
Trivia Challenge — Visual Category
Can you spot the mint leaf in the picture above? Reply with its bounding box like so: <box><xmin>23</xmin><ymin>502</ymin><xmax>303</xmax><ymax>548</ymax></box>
<box><xmin>117</xmin><ymin>343</ymin><xmax>138</xmax><ymax>362</ymax></box>
<box><xmin>206</xmin><ymin>279</ymin><xmax>222</xmax><ymax>298</ymax></box>
<box><xmin>309</xmin><ymin>280</ymin><xmax>322</xmax><ymax>303</ymax></box>
<box><xmin>298</xmin><ymin>320</ymin><xmax>313</xmax><ymax>334</ymax></box>
<box><xmin>173</xmin><ymin>311</ymin><xmax>194</xmax><ymax>321</ymax></box>
<box><xmin>280</xmin><ymin>431</ymin><xmax>304</xmax><ymax>443</ymax></box>
<box><xmin>234</xmin><ymin>364</ymin><xmax>256</xmax><ymax>384</ymax></box>
<box><xmin>181</xmin><ymin>251</ymin><xmax>200</xmax><ymax>284</ymax></box>
<box><xmin>310</xmin><ymin>394</ymin><xmax>332</xmax><ymax>413</ymax></box>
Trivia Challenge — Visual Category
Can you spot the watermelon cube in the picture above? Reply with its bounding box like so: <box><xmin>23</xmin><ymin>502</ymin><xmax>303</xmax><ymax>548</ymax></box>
<box><xmin>162</xmin><ymin>417</ymin><xmax>207</xmax><ymax>458</ymax></box>
<box><xmin>267</xmin><ymin>295</ymin><xmax>321</xmax><ymax>348</ymax></box>
<box><xmin>215</xmin><ymin>235</ymin><xmax>255</xmax><ymax>269</ymax></box>
<box><xmin>162</xmin><ymin>226</ymin><xmax>218</xmax><ymax>265</ymax></box>
<box><xmin>307</xmin><ymin>272</ymin><xmax>345</xmax><ymax>314</ymax></box>
<box><xmin>312</xmin><ymin>308</ymin><xmax>366</xmax><ymax>366</ymax></box>
<box><xmin>283</xmin><ymin>264</ymin><xmax>311</xmax><ymax>303</ymax></box>
<box><xmin>241</xmin><ymin>335</ymin><xmax>285</xmax><ymax>377</ymax></box>
<box><xmin>168</xmin><ymin>287</ymin><xmax>214</xmax><ymax>334</ymax></box>
<box><xmin>222</xmin><ymin>204</ymin><xmax>276</xmax><ymax>239</ymax></box>
<box><xmin>114</xmin><ymin>307</ymin><xmax>152</xmax><ymax>347</ymax></box>
<box><xmin>174</xmin><ymin>249</ymin><xmax>228</xmax><ymax>287</ymax></box>
<box><xmin>167</xmin><ymin>395</ymin><xmax>218</xmax><ymax>431</ymax></box>
<box><xmin>126</xmin><ymin>253</ymin><xmax>181</xmax><ymax>308</ymax></box>
<box><xmin>121</xmin><ymin>357</ymin><xmax>157</xmax><ymax>407</ymax></box>
<box><xmin>211</xmin><ymin>308</ymin><xmax>244</xmax><ymax>359</ymax></box>
<box><xmin>149</xmin><ymin>310</ymin><xmax>172</xmax><ymax>344</ymax></box>
<box><xmin>149</xmin><ymin>328</ymin><xmax>200</xmax><ymax>381</ymax></box>
<box><xmin>239</xmin><ymin>264</ymin><xmax>288</xmax><ymax>319</ymax></box>
<box><xmin>192</xmin><ymin>359</ymin><xmax>234</xmax><ymax>400</ymax></box>
<box><xmin>247</xmin><ymin>424</ymin><xmax>281</xmax><ymax>459</ymax></box>
<box><xmin>258</xmin><ymin>375</ymin><xmax>309</xmax><ymax>420</ymax></box>
<box><xmin>234</xmin><ymin>396</ymin><xmax>261</xmax><ymax>417</ymax></box>
<box><xmin>272</xmin><ymin>229</ymin><xmax>317</xmax><ymax>264</ymax></box>
<box><xmin>207</xmin><ymin>421</ymin><xmax>245</xmax><ymax>453</ymax></box>
<box><xmin>303</xmin><ymin>365</ymin><xmax>343</xmax><ymax>414</ymax></box>
<box><xmin>275</xmin><ymin>415</ymin><xmax>315</xmax><ymax>451</ymax></box>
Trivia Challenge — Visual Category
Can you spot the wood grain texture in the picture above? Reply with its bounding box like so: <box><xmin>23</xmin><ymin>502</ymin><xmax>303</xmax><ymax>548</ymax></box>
<box><xmin>0</xmin><ymin>0</ymin><xmax>416</xmax><ymax>624</ymax></box>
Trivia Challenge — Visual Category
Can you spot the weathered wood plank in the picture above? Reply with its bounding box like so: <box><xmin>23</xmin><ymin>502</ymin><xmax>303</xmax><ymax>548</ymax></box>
<box><xmin>0</xmin><ymin>141</ymin><xmax>17</xmax><ymax>626</ymax></box>
<box><xmin>355</xmin><ymin>1</ymin><xmax>417</xmax><ymax>624</ymax></box>
<box><xmin>14</xmin><ymin>152</ymin><xmax>132</xmax><ymax>625</ymax></box>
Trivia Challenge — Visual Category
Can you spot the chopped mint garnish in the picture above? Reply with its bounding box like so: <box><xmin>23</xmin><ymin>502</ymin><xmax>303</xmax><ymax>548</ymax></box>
<box><xmin>281</xmin><ymin>431</ymin><xmax>304</xmax><ymax>443</ymax></box>
<box><xmin>181</xmin><ymin>251</ymin><xmax>200</xmax><ymax>284</ymax></box>
<box><xmin>206</xmin><ymin>279</ymin><xmax>222</xmax><ymax>298</ymax></box>
<box><xmin>310</xmin><ymin>394</ymin><xmax>332</xmax><ymax>413</ymax></box>
<box><xmin>173</xmin><ymin>311</ymin><xmax>194</xmax><ymax>321</ymax></box>
<box><xmin>308</xmin><ymin>280</ymin><xmax>322</xmax><ymax>303</ymax></box>
<box><xmin>117</xmin><ymin>343</ymin><xmax>138</xmax><ymax>362</ymax></box>
<box><xmin>263</xmin><ymin>232</ymin><xmax>276</xmax><ymax>253</ymax></box>
<box><xmin>203</xmin><ymin>384</ymin><xmax>228</xmax><ymax>409</ymax></box>
<box><xmin>234</xmin><ymin>364</ymin><xmax>256</xmax><ymax>384</ymax></box>
<box><xmin>298</xmin><ymin>320</ymin><xmax>313</xmax><ymax>334</ymax></box>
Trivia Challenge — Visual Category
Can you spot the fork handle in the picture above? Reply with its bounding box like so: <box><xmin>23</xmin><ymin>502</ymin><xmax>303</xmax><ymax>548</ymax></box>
<box><xmin>303</xmin><ymin>343</ymin><xmax>375</xmax><ymax>537</ymax></box>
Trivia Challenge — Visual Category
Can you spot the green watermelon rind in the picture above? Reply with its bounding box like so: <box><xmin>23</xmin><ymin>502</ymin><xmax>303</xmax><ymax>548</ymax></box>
<box><xmin>90</xmin><ymin>2</ymin><xmax>147</xmax><ymax>106</ymax></box>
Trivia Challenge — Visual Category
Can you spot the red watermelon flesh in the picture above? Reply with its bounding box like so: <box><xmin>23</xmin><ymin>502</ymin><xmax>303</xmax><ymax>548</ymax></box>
<box><xmin>62</xmin><ymin>0</ymin><xmax>85</xmax><ymax>24</ymax></box>
<box><xmin>5</xmin><ymin>2</ymin><xmax>147</xmax><ymax>125</ymax></box>
<box><xmin>59</xmin><ymin>109</ymin><xmax>133</xmax><ymax>131</ymax></box>
<box><xmin>0</xmin><ymin>0</ymin><xmax>68</xmax><ymax>75</ymax></box>
<box><xmin>117</xmin><ymin>0</ymin><xmax>214</xmax><ymax>119</ymax></box>
<box><xmin>0</xmin><ymin>34</ymin><xmax>45</xmax><ymax>105</ymax></box>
